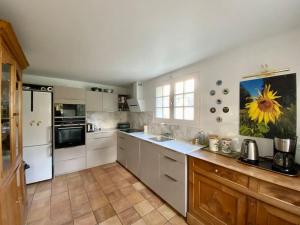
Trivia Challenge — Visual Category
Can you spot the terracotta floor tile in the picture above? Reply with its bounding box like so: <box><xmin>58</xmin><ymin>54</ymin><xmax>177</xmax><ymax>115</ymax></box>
<box><xmin>127</xmin><ymin>175</ymin><xmax>138</xmax><ymax>184</ymax></box>
<box><xmin>168</xmin><ymin>215</ymin><xmax>188</xmax><ymax>225</ymax></box>
<box><xmin>142</xmin><ymin>210</ymin><xmax>167</xmax><ymax>225</ymax></box>
<box><xmin>36</xmin><ymin>181</ymin><xmax>52</xmax><ymax>193</ymax></box>
<box><xmin>157</xmin><ymin>204</ymin><xmax>176</xmax><ymax>220</ymax></box>
<box><xmin>52</xmin><ymin>184</ymin><xmax>68</xmax><ymax>195</ymax></box>
<box><xmin>99</xmin><ymin>215</ymin><xmax>122</xmax><ymax>225</ymax></box>
<box><xmin>114</xmin><ymin>179</ymin><xmax>131</xmax><ymax>189</ymax></box>
<box><xmin>68</xmin><ymin>187</ymin><xmax>86</xmax><ymax>199</ymax></box>
<box><xmin>27</xmin><ymin>206</ymin><xmax>50</xmax><ymax>223</ymax></box>
<box><xmin>120</xmin><ymin>185</ymin><xmax>136</xmax><ymax>196</ymax></box>
<box><xmin>89</xmin><ymin>195</ymin><xmax>109</xmax><ymax>210</ymax></box>
<box><xmin>33</xmin><ymin>189</ymin><xmax>51</xmax><ymax>201</ymax></box>
<box><xmin>133</xmin><ymin>182</ymin><xmax>146</xmax><ymax>191</ymax></box>
<box><xmin>30</xmin><ymin>197</ymin><xmax>51</xmax><ymax>210</ymax></box>
<box><xmin>27</xmin><ymin>217</ymin><xmax>52</xmax><ymax>225</ymax></box>
<box><xmin>93</xmin><ymin>204</ymin><xmax>116</xmax><ymax>223</ymax></box>
<box><xmin>118</xmin><ymin>207</ymin><xmax>141</xmax><ymax>225</ymax></box>
<box><xmin>84</xmin><ymin>182</ymin><xmax>100</xmax><ymax>192</ymax></box>
<box><xmin>127</xmin><ymin>191</ymin><xmax>145</xmax><ymax>205</ymax></box>
<box><xmin>27</xmin><ymin>184</ymin><xmax>37</xmax><ymax>195</ymax></box>
<box><xmin>51</xmin><ymin>209</ymin><xmax>73</xmax><ymax>225</ymax></box>
<box><xmin>70</xmin><ymin>192</ymin><xmax>89</xmax><ymax>208</ymax></box>
<box><xmin>87</xmin><ymin>189</ymin><xmax>105</xmax><ymax>199</ymax></box>
<box><xmin>71</xmin><ymin>201</ymin><xmax>92</xmax><ymax>219</ymax></box>
<box><xmin>139</xmin><ymin>188</ymin><xmax>155</xmax><ymax>199</ymax></box>
<box><xmin>111</xmin><ymin>197</ymin><xmax>133</xmax><ymax>213</ymax></box>
<box><xmin>51</xmin><ymin>191</ymin><xmax>69</xmax><ymax>205</ymax></box>
<box><xmin>134</xmin><ymin>200</ymin><xmax>154</xmax><ymax>217</ymax></box>
<box><xmin>106</xmin><ymin>189</ymin><xmax>124</xmax><ymax>202</ymax></box>
<box><xmin>147</xmin><ymin>196</ymin><xmax>164</xmax><ymax>209</ymax></box>
<box><xmin>132</xmin><ymin>218</ymin><xmax>147</xmax><ymax>225</ymax></box>
<box><xmin>73</xmin><ymin>212</ymin><xmax>97</xmax><ymax>225</ymax></box>
<box><xmin>101</xmin><ymin>183</ymin><xmax>118</xmax><ymax>194</ymax></box>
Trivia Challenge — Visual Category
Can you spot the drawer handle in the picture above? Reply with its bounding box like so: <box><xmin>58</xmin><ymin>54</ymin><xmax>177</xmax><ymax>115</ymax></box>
<box><xmin>215</xmin><ymin>169</ymin><xmax>219</xmax><ymax>173</ymax></box>
<box><xmin>164</xmin><ymin>155</ymin><xmax>177</xmax><ymax>162</ymax></box>
<box><xmin>119</xmin><ymin>147</ymin><xmax>125</xmax><ymax>150</ymax></box>
<box><xmin>119</xmin><ymin>137</ymin><xmax>125</xmax><ymax>139</ymax></box>
<box><xmin>164</xmin><ymin>174</ymin><xmax>177</xmax><ymax>182</ymax></box>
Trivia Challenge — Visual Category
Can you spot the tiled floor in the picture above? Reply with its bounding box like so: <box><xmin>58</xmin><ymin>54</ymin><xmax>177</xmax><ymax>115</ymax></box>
<box><xmin>26</xmin><ymin>163</ymin><xmax>188</xmax><ymax>225</ymax></box>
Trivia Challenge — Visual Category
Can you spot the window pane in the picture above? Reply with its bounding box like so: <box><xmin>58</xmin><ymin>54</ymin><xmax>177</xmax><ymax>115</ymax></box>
<box><xmin>184</xmin><ymin>79</ymin><xmax>194</xmax><ymax>93</ymax></box>
<box><xmin>175</xmin><ymin>81</ymin><xmax>183</xmax><ymax>94</ymax></box>
<box><xmin>174</xmin><ymin>107</ymin><xmax>183</xmax><ymax>120</ymax></box>
<box><xmin>184</xmin><ymin>107</ymin><xmax>194</xmax><ymax>120</ymax></box>
<box><xmin>156</xmin><ymin>108</ymin><xmax>163</xmax><ymax>118</ymax></box>
<box><xmin>163</xmin><ymin>85</ymin><xmax>170</xmax><ymax>96</ymax></box>
<box><xmin>156</xmin><ymin>97</ymin><xmax>163</xmax><ymax>107</ymax></box>
<box><xmin>184</xmin><ymin>93</ymin><xmax>194</xmax><ymax>106</ymax></box>
<box><xmin>174</xmin><ymin>94</ymin><xmax>183</xmax><ymax>107</ymax></box>
<box><xmin>156</xmin><ymin>86</ymin><xmax>163</xmax><ymax>97</ymax></box>
<box><xmin>163</xmin><ymin>108</ymin><xmax>170</xmax><ymax>119</ymax></box>
<box><xmin>163</xmin><ymin>96</ymin><xmax>169</xmax><ymax>107</ymax></box>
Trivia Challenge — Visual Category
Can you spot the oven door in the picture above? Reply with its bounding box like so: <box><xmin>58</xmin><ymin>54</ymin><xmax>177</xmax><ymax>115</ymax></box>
<box><xmin>54</xmin><ymin>124</ymin><xmax>85</xmax><ymax>149</ymax></box>
<box><xmin>54</xmin><ymin>104</ymin><xmax>85</xmax><ymax>117</ymax></box>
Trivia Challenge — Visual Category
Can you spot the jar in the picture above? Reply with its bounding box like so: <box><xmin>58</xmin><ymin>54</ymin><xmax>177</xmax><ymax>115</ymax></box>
<box><xmin>209</xmin><ymin>135</ymin><xmax>219</xmax><ymax>152</ymax></box>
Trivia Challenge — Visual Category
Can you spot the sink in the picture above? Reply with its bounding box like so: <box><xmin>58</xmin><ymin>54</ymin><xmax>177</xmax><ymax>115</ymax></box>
<box><xmin>149</xmin><ymin>136</ymin><xmax>174</xmax><ymax>142</ymax></box>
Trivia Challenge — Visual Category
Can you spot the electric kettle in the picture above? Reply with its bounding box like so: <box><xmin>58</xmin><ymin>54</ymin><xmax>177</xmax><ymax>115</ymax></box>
<box><xmin>240</xmin><ymin>139</ymin><xmax>259</xmax><ymax>163</ymax></box>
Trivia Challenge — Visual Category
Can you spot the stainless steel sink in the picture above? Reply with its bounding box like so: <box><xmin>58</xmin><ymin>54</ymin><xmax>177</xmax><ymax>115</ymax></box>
<box><xmin>149</xmin><ymin>136</ymin><xmax>174</xmax><ymax>142</ymax></box>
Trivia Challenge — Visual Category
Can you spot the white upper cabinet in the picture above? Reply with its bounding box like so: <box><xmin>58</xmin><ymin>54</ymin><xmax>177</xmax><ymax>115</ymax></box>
<box><xmin>86</xmin><ymin>91</ymin><xmax>103</xmax><ymax>112</ymax></box>
<box><xmin>103</xmin><ymin>93</ymin><xmax>118</xmax><ymax>112</ymax></box>
<box><xmin>54</xmin><ymin>86</ymin><xmax>85</xmax><ymax>104</ymax></box>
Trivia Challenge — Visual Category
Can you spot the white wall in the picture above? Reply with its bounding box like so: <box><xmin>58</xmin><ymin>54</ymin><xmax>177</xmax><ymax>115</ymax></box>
<box><xmin>143</xmin><ymin>27</ymin><xmax>300</xmax><ymax>162</ymax></box>
<box><xmin>23</xmin><ymin>73</ymin><xmax>130</xmax><ymax>95</ymax></box>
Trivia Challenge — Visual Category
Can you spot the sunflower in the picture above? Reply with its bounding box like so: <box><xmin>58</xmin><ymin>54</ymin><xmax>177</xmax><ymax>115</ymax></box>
<box><xmin>245</xmin><ymin>84</ymin><xmax>282</xmax><ymax>124</ymax></box>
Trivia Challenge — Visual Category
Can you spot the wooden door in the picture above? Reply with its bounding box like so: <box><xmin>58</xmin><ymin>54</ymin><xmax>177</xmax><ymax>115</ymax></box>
<box><xmin>256</xmin><ymin>201</ymin><xmax>300</xmax><ymax>225</ymax></box>
<box><xmin>189</xmin><ymin>172</ymin><xmax>247</xmax><ymax>225</ymax></box>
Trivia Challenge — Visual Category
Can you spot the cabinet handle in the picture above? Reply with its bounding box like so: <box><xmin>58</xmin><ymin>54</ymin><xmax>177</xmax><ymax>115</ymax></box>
<box><xmin>164</xmin><ymin>174</ymin><xmax>177</xmax><ymax>182</ymax></box>
<box><xmin>119</xmin><ymin>137</ymin><xmax>125</xmax><ymax>139</ymax></box>
<box><xmin>119</xmin><ymin>147</ymin><xmax>125</xmax><ymax>150</ymax></box>
<box><xmin>215</xmin><ymin>169</ymin><xmax>219</xmax><ymax>173</ymax></box>
<box><xmin>164</xmin><ymin>155</ymin><xmax>177</xmax><ymax>162</ymax></box>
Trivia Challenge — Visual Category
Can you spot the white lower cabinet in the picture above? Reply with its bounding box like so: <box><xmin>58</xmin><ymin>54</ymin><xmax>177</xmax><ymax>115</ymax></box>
<box><xmin>86</xmin><ymin>131</ymin><xmax>117</xmax><ymax>168</ymax></box>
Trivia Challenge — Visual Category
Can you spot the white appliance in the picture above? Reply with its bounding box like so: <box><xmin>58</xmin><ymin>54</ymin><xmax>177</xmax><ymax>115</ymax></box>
<box><xmin>23</xmin><ymin>88</ymin><xmax>53</xmax><ymax>184</ymax></box>
<box><xmin>127</xmin><ymin>81</ymin><xmax>145</xmax><ymax>112</ymax></box>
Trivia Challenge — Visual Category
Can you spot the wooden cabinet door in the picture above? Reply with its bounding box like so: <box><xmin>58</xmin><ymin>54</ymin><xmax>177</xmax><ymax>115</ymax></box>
<box><xmin>54</xmin><ymin>86</ymin><xmax>85</xmax><ymax>103</ymax></box>
<box><xmin>117</xmin><ymin>134</ymin><xmax>127</xmax><ymax>167</ymax></box>
<box><xmin>140</xmin><ymin>141</ymin><xmax>160</xmax><ymax>191</ymax></box>
<box><xmin>189</xmin><ymin>172</ymin><xmax>247</xmax><ymax>225</ymax></box>
<box><xmin>103</xmin><ymin>93</ymin><xmax>118</xmax><ymax>112</ymax></box>
<box><xmin>126</xmin><ymin>136</ymin><xmax>140</xmax><ymax>177</ymax></box>
<box><xmin>86</xmin><ymin>91</ymin><xmax>102</xmax><ymax>112</ymax></box>
<box><xmin>256</xmin><ymin>201</ymin><xmax>300</xmax><ymax>225</ymax></box>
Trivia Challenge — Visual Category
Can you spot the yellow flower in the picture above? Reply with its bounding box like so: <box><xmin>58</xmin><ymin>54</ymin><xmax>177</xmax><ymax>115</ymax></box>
<box><xmin>245</xmin><ymin>84</ymin><xmax>282</xmax><ymax>124</ymax></box>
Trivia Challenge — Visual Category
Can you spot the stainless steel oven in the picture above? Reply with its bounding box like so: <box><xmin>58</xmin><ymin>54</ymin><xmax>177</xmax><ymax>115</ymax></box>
<box><xmin>54</xmin><ymin>118</ymin><xmax>85</xmax><ymax>149</ymax></box>
<box><xmin>54</xmin><ymin>103</ymin><xmax>85</xmax><ymax>118</ymax></box>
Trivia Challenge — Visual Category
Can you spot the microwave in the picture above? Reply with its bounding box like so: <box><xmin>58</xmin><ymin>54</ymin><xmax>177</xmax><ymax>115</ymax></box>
<box><xmin>54</xmin><ymin>103</ymin><xmax>85</xmax><ymax>118</ymax></box>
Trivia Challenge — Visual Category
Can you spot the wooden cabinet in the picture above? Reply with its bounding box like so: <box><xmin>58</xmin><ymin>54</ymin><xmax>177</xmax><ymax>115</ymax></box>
<box><xmin>188</xmin><ymin>156</ymin><xmax>300</xmax><ymax>225</ymax></box>
<box><xmin>86</xmin><ymin>91</ymin><xmax>103</xmax><ymax>112</ymax></box>
<box><xmin>103</xmin><ymin>92</ymin><xmax>118</xmax><ymax>112</ymax></box>
<box><xmin>0</xmin><ymin>19</ymin><xmax>28</xmax><ymax>225</ymax></box>
<box><xmin>86</xmin><ymin>131</ymin><xmax>117</xmax><ymax>168</ymax></box>
<box><xmin>54</xmin><ymin>86</ymin><xmax>85</xmax><ymax>104</ymax></box>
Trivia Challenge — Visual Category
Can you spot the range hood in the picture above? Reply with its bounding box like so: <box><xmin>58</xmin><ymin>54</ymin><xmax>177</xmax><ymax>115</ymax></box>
<box><xmin>127</xmin><ymin>81</ymin><xmax>145</xmax><ymax>112</ymax></box>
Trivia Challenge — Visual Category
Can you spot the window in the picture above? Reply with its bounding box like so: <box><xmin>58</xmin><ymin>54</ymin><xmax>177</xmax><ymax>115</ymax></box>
<box><xmin>174</xmin><ymin>79</ymin><xmax>194</xmax><ymax>120</ymax></box>
<box><xmin>155</xmin><ymin>78</ymin><xmax>195</xmax><ymax>122</ymax></box>
<box><xmin>155</xmin><ymin>84</ymin><xmax>170</xmax><ymax>119</ymax></box>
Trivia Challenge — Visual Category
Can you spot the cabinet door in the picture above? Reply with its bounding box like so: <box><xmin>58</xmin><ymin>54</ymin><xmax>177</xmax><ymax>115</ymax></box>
<box><xmin>117</xmin><ymin>134</ymin><xmax>127</xmax><ymax>167</ymax></box>
<box><xmin>256</xmin><ymin>202</ymin><xmax>300</xmax><ymax>225</ymax></box>
<box><xmin>54</xmin><ymin>86</ymin><xmax>85</xmax><ymax>103</ymax></box>
<box><xmin>103</xmin><ymin>93</ymin><xmax>118</xmax><ymax>112</ymax></box>
<box><xmin>140</xmin><ymin>141</ymin><xmax>160</xmax><ymax>191</ymax></box>
<box><xmin>189</xmin><ymin>171</ymin><xmax>247</xmax><ymax>225</ymax></box>
<box><xmin>126</xmin><ymin>136</ymin><xmax>140</xmax><ymax>176</ymax></box>
<box><xmin>86</xmin><ymin>91</ymin><xmax>102</xmax><ymax>112</ymax></box>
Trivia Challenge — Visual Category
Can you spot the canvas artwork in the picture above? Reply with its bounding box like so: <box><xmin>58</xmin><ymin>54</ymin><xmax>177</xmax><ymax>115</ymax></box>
<box><xmin>240</xmin><ymin>73</ymin><xmax>296</xmax><ymax>139</ymax></box>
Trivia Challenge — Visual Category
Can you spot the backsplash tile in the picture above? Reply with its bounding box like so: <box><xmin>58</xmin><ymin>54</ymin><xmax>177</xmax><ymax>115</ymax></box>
<box><xmin>87</xmin><ymin>112</ymin><xmax>128</xmax><ymax>129</ymax></box>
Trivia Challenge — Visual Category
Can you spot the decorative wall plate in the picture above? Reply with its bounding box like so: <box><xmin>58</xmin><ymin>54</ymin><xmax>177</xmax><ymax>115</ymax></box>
<box><xmin>216</xmin><ymin>116</ymin><xmax>223</xmax><ymax>122</ymax></box>
<box><xmin>223</xmin><ymin>88</ymin><xmax>229</xmax><ymax>95</ymax></box>
<box><xmin>210</xmin><ymin>107</ymin><xmax>216</xmax><ymax>113</ymax></box>
<box><xmin>210</xmin><ymin>90</ymin><xmax>216</xmax><ymax>96</ymax></box>
<box><xmin>216</xmin><ymin>80</ymin><xmax>222</xmax><ymax>86</ymax></box>
<box><xmin>223</xmin><ymin>107</ymin><xmax>229</xmax><ymax>113</ymax></box>
<box><xmin>216</xmin><ymin>99</ymin><xmax>222</xmax><ymax>104</ymax></box>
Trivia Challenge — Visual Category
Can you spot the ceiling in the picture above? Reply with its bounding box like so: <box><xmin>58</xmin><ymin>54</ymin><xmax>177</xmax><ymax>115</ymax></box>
<box><xmin>1</xmin><ymin>0</ymin><xmax>300</xmax><ymax>86</ymax></box>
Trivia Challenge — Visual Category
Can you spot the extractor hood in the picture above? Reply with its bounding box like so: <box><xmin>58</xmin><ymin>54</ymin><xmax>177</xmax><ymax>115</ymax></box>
<box><xmin>127</xmin><ymin>81</ymin><xmax>145</xmax><ymax>112</ymax></box>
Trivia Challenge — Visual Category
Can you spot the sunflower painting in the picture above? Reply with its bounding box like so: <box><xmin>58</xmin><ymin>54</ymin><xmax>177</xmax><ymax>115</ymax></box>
<box><xmin>240</xmin><ymin>73</ymin><xmax>296</xmax><ymax>139</ymax></box>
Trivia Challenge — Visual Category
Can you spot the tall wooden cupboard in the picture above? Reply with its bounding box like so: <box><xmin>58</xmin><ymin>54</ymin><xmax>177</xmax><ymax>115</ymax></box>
<box><xmin>0</xmin><ymin>20</ymin><xmax>29</xmax><ymax>225</ymax></box>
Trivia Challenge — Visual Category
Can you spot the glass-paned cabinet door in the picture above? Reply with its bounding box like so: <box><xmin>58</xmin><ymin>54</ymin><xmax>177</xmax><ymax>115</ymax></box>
<box><xmin>1</xmin><ymin>63</ymin><xmax>12</xmax><ymax>173</ymax></box>
<box><xmin>14</xmin><ymin>72</ymin><xmax>22</xmax><ymax>158</ymax></box>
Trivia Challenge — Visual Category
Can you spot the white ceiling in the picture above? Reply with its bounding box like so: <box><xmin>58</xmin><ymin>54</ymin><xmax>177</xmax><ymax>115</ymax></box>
<box><xmin>1</xmin><ymin>0</ymin><xmax>300</xmax><ymax>86</ymax></box>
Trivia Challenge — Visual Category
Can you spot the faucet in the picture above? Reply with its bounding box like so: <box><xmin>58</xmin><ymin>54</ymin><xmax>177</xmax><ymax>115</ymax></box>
<box><xmin>160</xmin><ymin>123</ymin><xmax>174</xmax><ymax>139</ymax></box>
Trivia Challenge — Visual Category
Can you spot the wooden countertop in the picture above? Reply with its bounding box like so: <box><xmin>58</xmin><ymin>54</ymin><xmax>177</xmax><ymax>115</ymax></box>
<box><xmin>188</xmin><ymin>149</ymin><xmax>300</xmax><ymax>192</ymax></box>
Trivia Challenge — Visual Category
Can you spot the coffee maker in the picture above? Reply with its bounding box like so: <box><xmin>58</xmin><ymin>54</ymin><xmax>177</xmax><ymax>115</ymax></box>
<box><xmin>273</xmin><ymin>137</ymin><xmax>297</xmax><ymax>175</ymax></box>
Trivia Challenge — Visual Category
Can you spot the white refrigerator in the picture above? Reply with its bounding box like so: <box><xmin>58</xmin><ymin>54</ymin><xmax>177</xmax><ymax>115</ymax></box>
<box><xmin>23</xmin><ymin>90</ymin><xmax>52</xmax><ymax>184</ymax></box>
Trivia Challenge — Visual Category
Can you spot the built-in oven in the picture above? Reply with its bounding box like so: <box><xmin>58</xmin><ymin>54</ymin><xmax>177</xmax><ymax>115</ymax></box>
<box><xmin>54</xmin><ymin>118</ymin><xmax>85</xmax><ymax>149</ymax></box>
<box><xmin>54</xmin><ymin>103</ymin><xmax>85</xmax><ymax>118</ymax></box>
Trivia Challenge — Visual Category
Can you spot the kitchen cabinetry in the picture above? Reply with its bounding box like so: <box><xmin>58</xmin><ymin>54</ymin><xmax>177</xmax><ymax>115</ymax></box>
<box><xmin>54</xmin><ymin>86</ymin><xmax>85</xmax><ymax>104</ymax></box>
<box><xmin>86</xmin><ymin>131</ymin><xmax>117</xmax><ymax>168</ymax></box>
<box><xmin>86</xmin><ymin>91</ymin><xmax>118</xmax><ymax>112</ymax></box>
<box><xmin>0</xmin><ymin>20</ymin><xmax>29</xmax><ymax>225</ymax></box>
<box><xmin>86</xmin><ymin>91</ymin><xmax>103</xmax><ymax>112</ymax></box>
<box><xmin>188</xmin><ymin>155</ymin><xmax>300</xmax><ymax>225</ymax></box>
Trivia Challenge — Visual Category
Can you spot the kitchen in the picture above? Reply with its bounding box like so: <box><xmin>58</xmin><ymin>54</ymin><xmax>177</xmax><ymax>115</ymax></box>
<box><xmin>1</xmin><ymin>1</ymin><xmax>300</xmax><ymax>225</ymax></box>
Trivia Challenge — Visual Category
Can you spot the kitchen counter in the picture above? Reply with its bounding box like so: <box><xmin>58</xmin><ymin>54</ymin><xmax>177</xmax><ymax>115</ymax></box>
<box><xmin>188</xmin><ymin>149</ymin><xmax>300</xmax><ymax>192</ymax></box>
<box><xmin>119</xmin><ymin>131</ymin><xmax>205</xmax><ymax>154</ymax></box>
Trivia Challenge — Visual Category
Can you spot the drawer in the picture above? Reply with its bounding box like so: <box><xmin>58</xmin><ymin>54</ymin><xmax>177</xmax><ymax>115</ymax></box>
<box><xmin>159</xmin><ymin>172</ymin><xmax>186</xmax><ymax>216</ymax></box>
<box><xmin>86</xmin><ymin>136</ymin><xmax>115</xmax><ymax>150</ymax></box>
<box><xmin>160</xmin><ymin>153</ymin><xmax>185</xmax><ymax>183</ymax></box>
<box><xmin>160</xmin><ymin>147</ymin><xmax>186</xmax><ymax>163</ymax></box>
<box><xmin>54</xmin><ymin>156</ymin><xmax>86</xmax><ymax>175</ymax></box>
<box><xmin>193</xmin><ymin>158</ymin><xmax>249</xmax><ymax>188</ymax></box>
<box><xmin>54</xmin><ymin>145</ymin><xmax>86</xmax><ymax>161</ymax></box>
<box><xmin>87</xmin><ymin>147</ymin><xmax>117</xmax><ymax>168</ymax></box>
